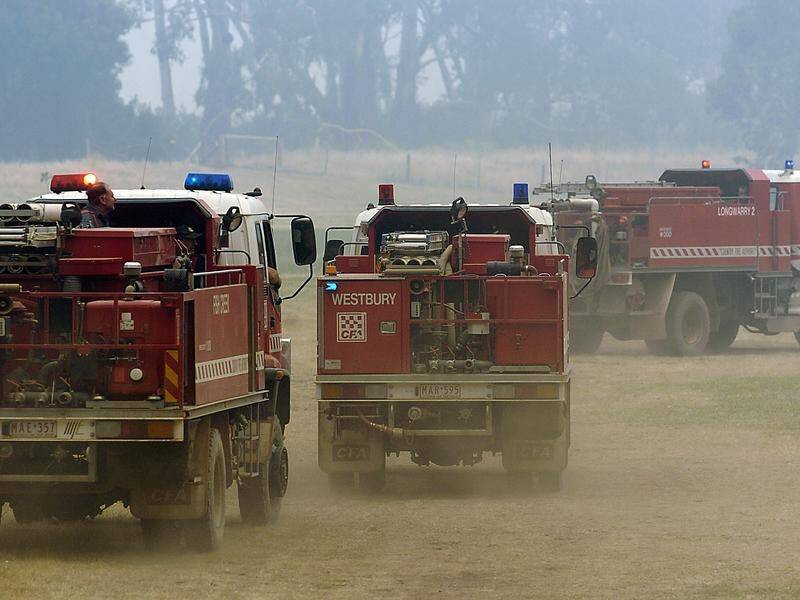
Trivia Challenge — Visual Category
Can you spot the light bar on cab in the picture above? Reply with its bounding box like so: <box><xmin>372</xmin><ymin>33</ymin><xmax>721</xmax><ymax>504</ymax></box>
<box><xmin>50</xmin><ymin>173</ymin><xmax>97</xmax><ymax>193</ymax></box>
<box><xmin>513</xmin><ymin>182</ymin><xmax>529</xmax><ymax>205</ymax></box>
<box><xmin>184</xmin><ymin>172</ymin><xmax>234</xmax><ymax>193</ymax></box>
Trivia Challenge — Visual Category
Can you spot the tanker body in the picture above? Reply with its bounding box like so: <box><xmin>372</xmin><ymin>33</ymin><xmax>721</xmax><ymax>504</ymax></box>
<box><xmin>317</xmin><ymin>185</ymin><xmax>596</xmax><ymax>490</ymax></box>
<box><xmin>556</xmin><ymin>166</ymin><xmax>800</xmax><ymax>355</ymax></box>
<box><xmin>0</xmin><ymin>172</ymin><xmax>316</xmax><ymax>549</ymax></box>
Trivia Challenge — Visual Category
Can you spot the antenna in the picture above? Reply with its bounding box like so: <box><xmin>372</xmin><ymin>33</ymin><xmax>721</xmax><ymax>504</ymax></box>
<box><xmin>452</xmin><ymin>152</ymin><xmax>458</xmax><ymax>199</ymax></box>
<box><xmin>140</xmin><ymin>137</ymin><xmax>152</xmax><ymax>189</ymax></box>
<box><xmin>558</xmin><ymin>159</ymin><xmax>564</xmax><ymax>188</ymax></box>
<box><xmin>271</xmin><ymin>135</ymin><xmax>279</xmax><ymax>216</ymax></box>
<box><xmin>548</xmin><ymin>142</ymin><xmax>555</xmax><ymax>202</ymax></box>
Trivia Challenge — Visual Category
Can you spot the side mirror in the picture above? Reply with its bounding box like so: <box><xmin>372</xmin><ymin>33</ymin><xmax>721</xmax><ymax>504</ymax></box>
<box><xmin>323</xmin><ymin>239</ymin><xmax>344</xmax><ymax>263</ymax></box>
<box><xmin>291</xmin><ymin>217</ymin><xmax>317</xmax><ymax>266</ymax></box>
<box><xmin>575</xmin><ymin>236</ymin><xmax>598</xmax><ymax>279</ymax></box>
<box><xmin>221</xmin><ymin>206</ymin><xmax>243</xmax><ymax>233</ymax></box>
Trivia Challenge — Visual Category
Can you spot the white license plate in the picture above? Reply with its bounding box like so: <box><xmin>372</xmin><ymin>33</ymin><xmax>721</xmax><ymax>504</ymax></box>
<box><xmin>6</xmin><ymin>420</ymin><xmax>57</xmax><ymax>437</ymax></box>
<box><xmin>417</xmin><ymin>384</ymin><xmax>461</xmax><ymax>399</ymax></box>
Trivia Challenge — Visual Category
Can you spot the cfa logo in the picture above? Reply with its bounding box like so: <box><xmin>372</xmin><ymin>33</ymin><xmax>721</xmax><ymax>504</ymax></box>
<box><xmin>337</xmin><ymin>312</ymin><xmax>366</xmax><ymax>342</ymax></box>
<box><xmin>333</xmin><ymin>445</ymin><xmax>370</xmax><ymax>461</ymax></box>
<box><xmin>212</xmin><ymin>294</ymin><xmax>230</xmax><ymax>315</ymax></box>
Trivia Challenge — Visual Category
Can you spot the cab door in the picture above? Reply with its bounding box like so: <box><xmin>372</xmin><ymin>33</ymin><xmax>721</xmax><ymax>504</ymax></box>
<box><xmin>254</xmin><ymin>218</ymin><xmax>282</xmax><ymax>357</ymax></box>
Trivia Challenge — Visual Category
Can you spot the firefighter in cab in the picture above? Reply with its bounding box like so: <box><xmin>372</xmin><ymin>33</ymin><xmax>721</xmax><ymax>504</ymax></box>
<box><xmin>80</xmin><ymin>182</ymin><xmax>115</xmax><ymax>228</ymax></box>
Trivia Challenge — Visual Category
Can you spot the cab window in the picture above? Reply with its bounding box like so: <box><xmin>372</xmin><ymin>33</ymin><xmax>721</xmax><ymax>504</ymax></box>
<box><xmin>261</xmin><ymin>221</ymin><xmax>277</xmax><ymax>268</ymax></box>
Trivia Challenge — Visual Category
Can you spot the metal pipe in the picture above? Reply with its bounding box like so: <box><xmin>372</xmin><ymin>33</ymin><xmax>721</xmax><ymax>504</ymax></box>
<box><xmin>358</xmin><ymin>412</ymin><xmax>408</xmax><ymax>442</ymax></box>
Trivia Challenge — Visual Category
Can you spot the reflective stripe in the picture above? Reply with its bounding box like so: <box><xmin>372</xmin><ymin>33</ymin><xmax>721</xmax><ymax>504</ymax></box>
<box><xmin>651</xmin><ymin>245</ymin><xmax>792</xmax><ymax>259</ymax></box>
<box><xmin>164</xmin><ymin>350</ymin><xmax>180</xmax><ymax>404</ymax></box>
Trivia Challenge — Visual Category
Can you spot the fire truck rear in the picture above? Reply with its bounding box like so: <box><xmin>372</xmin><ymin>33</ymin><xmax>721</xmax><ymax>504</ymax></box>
<box><xmin>556</xmin><ymin>164</ymin><xmax>800</xmax><ymax>355</ymax></box>
<box><xmin>317</xmin><ymin>185</ymin><xmax>596</xmax><ymax>490</ymax></box>
<box><xmin>0</xmin><ymin>172</ymin><xmax>316</xmax><ymax>550</ymax></box>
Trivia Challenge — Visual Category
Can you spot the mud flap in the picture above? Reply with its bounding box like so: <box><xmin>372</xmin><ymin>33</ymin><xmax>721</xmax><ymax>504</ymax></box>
<box><xmin>130</xmin><ymin>419</ymin><xmax>211</xmax><ymax>520</ymax></box>
<box><xmin>318</xmin><ymin>408</ymin><xmax>385</xmax><ymax>474</ymax></box>
<box><xmin>499</xmin><ymin>402</ymin><xmax>568</xmax><ymax>472</ymax></box>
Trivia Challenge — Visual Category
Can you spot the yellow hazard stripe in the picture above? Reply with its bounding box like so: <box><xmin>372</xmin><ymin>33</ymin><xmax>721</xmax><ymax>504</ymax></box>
<box><xmin>164</xmin><ymin>350</ymin><xmax>179</xmax><ymax>404</ymax></box>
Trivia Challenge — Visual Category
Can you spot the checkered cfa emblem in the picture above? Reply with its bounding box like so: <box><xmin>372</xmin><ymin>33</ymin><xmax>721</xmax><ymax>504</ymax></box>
<box><xmin>337</xmin><ymin>312</ymin><xmax>366</xmax><ymax>342</ymax></box>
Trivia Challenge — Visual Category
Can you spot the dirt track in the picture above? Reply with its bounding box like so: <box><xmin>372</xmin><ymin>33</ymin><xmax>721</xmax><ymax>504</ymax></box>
<box><xmin>1</xmin><ymin>316</ymin><xmax>799</xmax><ymax>598</ymax></box>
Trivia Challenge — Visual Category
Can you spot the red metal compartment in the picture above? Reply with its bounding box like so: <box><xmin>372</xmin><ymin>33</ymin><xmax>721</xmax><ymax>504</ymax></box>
<box><xmin>84</xmin><ymin>300</ymin><xmax>176</xmax><ymax>343</ymax></box>
<box><xmin>335</xmin><ymin>255</ymin><xmax>374</xmax><ymax>273</ymax></box>
<box><xmin>62</xmin><ymin>228</ymin><xmax>176</xmax><ymax>274</ymax></box>
<box><xmin>486</xmin><ymin>277</ymin><xmax>565</xmax><ymax>372</ymax></box>
<box><xmin>319</xmin><ymin>278</ymin><xmax>407</xmax><ymax>374</ymax></box>
<box><xmin>453</xmin><ymin>234</ymin><xmax>509</xmax><ymax>271</ymax></box>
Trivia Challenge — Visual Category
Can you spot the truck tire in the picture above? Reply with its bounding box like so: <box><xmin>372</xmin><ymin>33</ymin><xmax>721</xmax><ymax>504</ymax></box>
<box><xmin>185</xmin><ymin>427</ymin><xmax>226</xmax><ymax>551</ymax></box>
<box><xmin>707</xmin><ymin>317</ymin><xmax>739</xmax><ymax>352</ymax></box>
<box><xmin>665</xmin><ymin>291</ymin><xmax>710</xmax><ymax>356</ymax></box>
<box><xmin>571</xmin><ymin>327</ymin><xmax>604</xmax><ymax>354</ymax></box>
<box><xmin>238</xmin><ymin>422</ymin><xmax>287</xmax><ymax>525</ymax></box>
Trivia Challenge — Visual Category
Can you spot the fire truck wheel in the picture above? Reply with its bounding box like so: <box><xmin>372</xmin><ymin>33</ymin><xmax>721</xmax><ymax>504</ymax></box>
<box><xmin>238</xmin><ymin>425</ymin><xmax>286</xmax><ymax>525</ymax></box>
<box><xmin>665</xmin><ymin>291</ymin><xmax>710</xmax><ymax>356</ymax></box>
<box><xmin>707</xmin><ymin>318</ymin><xmax>739</xmax><ymax>352</ymax></box>
<box><xmin>571</xmin><ymin>327</ymin><xmax>604</xmax><ymax>354</ymax></box>
<box><xmin>186</xmin><ymin>427</ymin><xmax>226</xmax><ymax>551</ymax></box>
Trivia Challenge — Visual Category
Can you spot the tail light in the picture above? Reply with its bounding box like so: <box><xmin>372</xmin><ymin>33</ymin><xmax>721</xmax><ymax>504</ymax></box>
<box><xmin>95</xmin><ymin>420</ymin><xmax>177</xmax><ymax>439</ymax></box>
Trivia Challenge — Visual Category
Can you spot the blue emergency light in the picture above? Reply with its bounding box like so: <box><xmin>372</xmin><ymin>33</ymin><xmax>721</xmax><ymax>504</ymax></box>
<box><xmin>324</xmin><ymin>281</ymin><xmax>338</xmax><ymax>292</ymax></box>
<box><xmin>513</xmin><ymin>182</ymin><xmax>529</xmax><ymax>205</ymax></box>
<box><xmin>786</xmin><ymin>159</ymin><xmax>794</xmax><ymax>171</ymax></box>
<box><xmin>184</xmin><ymin>172</ymin><xmax>234</xmax><ymax>193</ymax></box>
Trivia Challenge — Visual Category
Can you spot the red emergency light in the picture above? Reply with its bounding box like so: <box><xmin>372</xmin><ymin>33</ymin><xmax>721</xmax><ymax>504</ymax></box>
<box><xmin>701</xmin><ymin>160</ymin><xmax>711</xmax><ymax>169</ymax></box>
<box><xmin>50</xmin><ymin>173</ymin><xmax>97</xmax><ymax>193</ymax></box>
<box><xmin>378</xmin><ymin>184</ymin><xmax>395</xmax><ymax>206</ymax></box>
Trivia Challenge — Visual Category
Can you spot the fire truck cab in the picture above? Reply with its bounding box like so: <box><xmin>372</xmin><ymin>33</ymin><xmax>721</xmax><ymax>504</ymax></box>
<box><xmin>317</xmin><ymin>184</ymin><xmax>596</xmax><ymax>491</ymax></box>
<box><xmin>0</xmin><ymin>172</ymin><xmax>316</xmax><ymax>550</ymax></box>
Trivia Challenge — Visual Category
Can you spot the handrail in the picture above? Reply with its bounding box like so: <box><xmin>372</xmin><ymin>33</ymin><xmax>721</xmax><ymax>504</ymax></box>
<box><xmin>193</xmin><ymin>268</ymin><xmax>244</xmax><ymax>278</ymax></box>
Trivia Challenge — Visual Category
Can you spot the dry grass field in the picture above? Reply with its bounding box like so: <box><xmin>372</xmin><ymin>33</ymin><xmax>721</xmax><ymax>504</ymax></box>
<box><xmin>1</xmin><ymin>151</ymin><xmax>798</xmax><ymax>599</ymax></box>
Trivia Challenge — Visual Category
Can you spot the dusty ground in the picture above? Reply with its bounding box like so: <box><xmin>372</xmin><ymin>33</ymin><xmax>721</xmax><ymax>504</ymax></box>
<box><xmin>0</xmin><ymin>315</ymin><xmax>798</xmax><ymax>599</ymax></box>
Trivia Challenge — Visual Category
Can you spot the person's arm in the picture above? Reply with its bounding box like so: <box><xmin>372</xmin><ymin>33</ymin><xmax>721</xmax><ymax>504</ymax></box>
<box><xmin>267</xmin><ymin>266</ymin><xmax>282</xmax><ymax>289</ymax></box>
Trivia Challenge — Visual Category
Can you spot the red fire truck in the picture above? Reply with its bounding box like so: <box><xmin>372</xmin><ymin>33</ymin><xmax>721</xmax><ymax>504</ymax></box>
<box><xmin>0</xmin><ymin>172</ymin><xmax>316</xmax><ymax>550</ymax></box>
<box><xmin>316</xmin><ymin>184</ymin><xmax>596</xmax><ymax>491</ymax></box>
<box><xmin>556</xmin><ymin>164</ymin><xmax>800</xmax><ymax>355</ymax></box>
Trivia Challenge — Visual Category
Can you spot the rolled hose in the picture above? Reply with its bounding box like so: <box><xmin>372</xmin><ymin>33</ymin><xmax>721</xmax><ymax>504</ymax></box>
<box><xmin>437</xmin><ymin>244</ymin><xmax>453</xmax><ymax>274</ymax></box>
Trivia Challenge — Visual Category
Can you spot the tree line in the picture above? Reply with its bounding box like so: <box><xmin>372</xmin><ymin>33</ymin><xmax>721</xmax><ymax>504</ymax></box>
<box><xmin>0</xmin><ymin>0</ymin><xmax>796</xmax><ymax>165</ymax></box>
